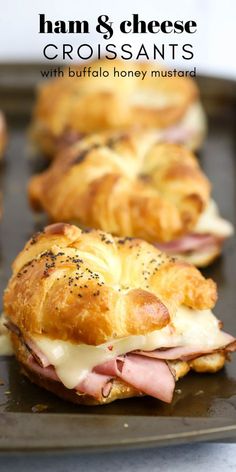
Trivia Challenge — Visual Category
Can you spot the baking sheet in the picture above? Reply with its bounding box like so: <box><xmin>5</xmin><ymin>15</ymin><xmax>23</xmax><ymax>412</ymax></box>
<box><xmin>0</xmin><ymin>67</ymin><xmax>236</xmax><ymax>451</ymax></box>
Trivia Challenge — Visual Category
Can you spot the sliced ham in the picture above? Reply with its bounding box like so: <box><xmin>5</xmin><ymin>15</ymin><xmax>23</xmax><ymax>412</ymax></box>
<box><xmin>27</xmin><ymin>352</ymin><xmax>174</xmax><ymax>402</ymax></box>
<box><xmin>10</xmin><ymin>323</ymin><xmax>236</xmax><ymax>403</ymax></box>
<box><xmin>75</xmin><ymin>371</ymin><xmax>113</xmax><ymax>399</ymax></box>
<box><xmin>136</xmin><ymin>346</ymin><xmax>207</xmax><ymax>361</ymax></box>
<box><xmin>102</xmin><ymin>380</ymin><xmax>114</xmax><ymax>398</ymax></box>
<box><xmin>137</xmin><ymin>346</ymin><xmax>218</xmax><ymax>362</ymax></box>
<box><xmin>95</xmin><ymin>355</ymin><xmax>175</xmax><ymax>403</ymax></box>
<box><xmin>136</xmin><ymin>332</ymin><xmax>236</xmax><ymax>362</ymax></box>
<box><xmin>162</xmin><ymin>125</ymin><xmax>192</xmax><ymax>143</ymax></box>
<box><xmin>118</xmin><ymin>354</ymin><xmax>175</xmax><ymax>403</ymax></box>
<box><xmin>27</xmin><ymin>356</ymin><xmax>59</xmax><ymax>382</ymax></box>
<box><xmin>94</xmin><ymin>358</ymin><xmax>123</xmax><ymax>376</ymax></box>
<box><xmin>5</xmin><ymin>321</ymin><xmax>51</xmax><ymax>368</ymax></box>
<box><xmin>24</xmin><ymin>337</ymin><xmax>51</xmax><ymax>368</ymax></box>
<box><xmin>154</xmin><ymin>233</ymin><xmax>221</xmax><ymax>255</ymax></box>
<box><xmin>27</xmin><ymin>354</ymin><xmax>113</xmax><ymax>400</ymax></box>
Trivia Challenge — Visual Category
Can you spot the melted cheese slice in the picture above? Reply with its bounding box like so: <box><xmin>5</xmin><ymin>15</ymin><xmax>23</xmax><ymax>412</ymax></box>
<box><xmin>0</xmin><ymin>314</ymin><xmax>13</xmax><ymax>356</ymax></box>
<box><xmin>178</xmin><ymin>248</ymin><xmax>218</xmax><ymax>267</ymax></box>
<box><xmin>195</xmin><ymin>200</ymin><xmax>234</xmax><ymax>238</ymax></box>
<box><xmin>0</xmin><ymin>335</ymin><xmax>14</xmax><ymax>356</ymax></box>
<box><xmin>178</xmin><ymin>101</ymin><xmax>206</xmax><ymax>134</ymax></box>
<box><xmin>33</xmin><ymin>306</ymin><xmax>231</xmax><ymax>390</ymax></box>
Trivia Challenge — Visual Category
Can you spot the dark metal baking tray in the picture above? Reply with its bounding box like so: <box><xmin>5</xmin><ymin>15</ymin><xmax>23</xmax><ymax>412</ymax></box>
<box><xmin>0</xmin><ymin>65</ymin><xmax>236</xmax><ymax>452</ymax></box>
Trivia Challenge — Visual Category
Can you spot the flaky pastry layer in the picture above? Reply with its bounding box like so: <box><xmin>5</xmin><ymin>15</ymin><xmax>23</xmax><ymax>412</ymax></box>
<box><xmin>4</xmin><ymin>223</ymin><xmax>216</xmax><ymax>345</ymax></box>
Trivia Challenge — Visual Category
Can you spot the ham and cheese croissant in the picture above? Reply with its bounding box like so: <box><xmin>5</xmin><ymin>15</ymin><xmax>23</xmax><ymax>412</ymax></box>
<box><xmin>29</xmin><ymin>132</ymin><xmax>233</xmax><ymax>267</ymax></box>
<box><xmin>30</xmin><ymin>59</ymin><xmax>206</xmax><ymax>157</ymax></box>
<box><xmin>4</xmin><ymin>223</ymin><xmax>236</xmax><ymax>405</ymax></box>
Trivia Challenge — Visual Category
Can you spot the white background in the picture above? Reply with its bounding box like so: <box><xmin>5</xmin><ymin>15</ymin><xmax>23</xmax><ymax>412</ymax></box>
<box><xmin>0</xmin><ymin>0</ymin><xmax>235</xmax><ymax>79</ymax></box>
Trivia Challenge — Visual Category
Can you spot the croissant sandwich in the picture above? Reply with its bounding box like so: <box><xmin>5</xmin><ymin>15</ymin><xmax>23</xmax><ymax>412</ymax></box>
<box><xmin>30</xmin><ymin>59</ymin><xmax>206</xmax><ymax>157</ymax></box>
<box><xmin>29</xmin><ymin>132</ymin><xmax>233</xmax><ymax>267</ymax></box>
<box><xmin>4</xmin><ymin>223</ymin><xmax>236</xmax><ymax>405</ymax></box>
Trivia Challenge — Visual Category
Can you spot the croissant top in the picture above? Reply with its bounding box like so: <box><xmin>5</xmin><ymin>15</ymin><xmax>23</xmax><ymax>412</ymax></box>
<box><xmin>4</xmin><ymin>223</ymin><xmax>216</xmax><ymax>346</ymax></box>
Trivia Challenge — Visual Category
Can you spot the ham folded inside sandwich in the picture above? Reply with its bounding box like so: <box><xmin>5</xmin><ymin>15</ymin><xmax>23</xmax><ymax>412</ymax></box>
<box><xmin>4</xmin><ymin>224</ymin><xmax>236</xmax><ymax>405</ymax></box>
<box><xmin>155</xmin><ymin>200</ymin><xmax>233</xmax><ymax>266</ymax></box>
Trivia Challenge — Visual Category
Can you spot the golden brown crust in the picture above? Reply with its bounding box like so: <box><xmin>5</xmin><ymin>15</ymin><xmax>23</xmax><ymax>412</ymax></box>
<box><xmin>189</xmin><ymin>352</ymin><xmax>226</xmax><ymax>373</ymax></box>
<box><xmin>12</xmin><ymin>334</ymin><xmax>227</xmax><ymax>405</ymax></box>
<box><xmin>4</xmin><ymin>223</ymin><xmax>217</xmax><ymax>345</ymax></box>
<box><xmin>30</xmin><ymin>59</ymin><xmax>201</xmax><ymax>156</ymax></box>
<box><xmin>29</xmin><ymin>134</ymin><xmax>210</xmax><ymax>244</ymax></box>
<box><xmin>171</xmin><ymin>352</ymin><xmax>227</xmax><ymax>380</ymax></box>
<box><xmin>170</xmin><ymin>360</ymin><xmax>190</xmax><ymax>379</ymax></box>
